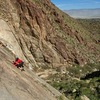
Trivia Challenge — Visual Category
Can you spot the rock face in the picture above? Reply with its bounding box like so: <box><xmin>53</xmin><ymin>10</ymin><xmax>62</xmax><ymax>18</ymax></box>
<box><xmin>0</xmin><ymin>0</ymin><xmax>100</xmax><ymax>69</ymax></box>
<box><xmin>0</xmin><ymin>0</ymin><xmax>99</xmax><ymax>99</ymax></box>
<box><xmin>0</xmin><ymin>45</ymin><xmax>67</xmax><ymax>100</ymax></box>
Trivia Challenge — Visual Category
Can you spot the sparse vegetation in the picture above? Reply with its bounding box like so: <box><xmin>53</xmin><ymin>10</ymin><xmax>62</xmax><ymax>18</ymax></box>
<box><xmin>77</xmin><ymin>19</ymin><xmax>100</xmax><ymax>41</ymax></box>
<box><xmin>78</xmin><ymin>19</ymin><xmax>100</xmax><ymax>35</ymax></box>
<box><xmin>48</xmin><ymin>62</ymin><xmax>100</xmax><ymax>100</ymax></box>
<box><xmin>58</xmin><ymin>94</ymin><xmax>66</xmax><ymax>100</ymax></box>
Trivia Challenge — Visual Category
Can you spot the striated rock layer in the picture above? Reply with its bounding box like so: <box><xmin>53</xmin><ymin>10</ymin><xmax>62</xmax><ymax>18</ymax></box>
<box><xmin>0</xmin><ymin>0</ymin><xmax>100</xmax><ymax>99</ymax></box>
<box><xmin>0</xmin><ymin>0</ymin><xmax>100</xmax><ymax>77</ymax></box>
<box><xmin>0</xmin><ymin>44</ymin><xmax>67</xmax><ymax>100</ymax></box>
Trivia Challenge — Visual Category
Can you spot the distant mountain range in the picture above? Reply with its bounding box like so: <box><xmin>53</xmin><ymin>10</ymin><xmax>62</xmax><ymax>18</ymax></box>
<box><xmin>64</xmin><ymin>8</ymin><xmax>100</xmax><ymax>19</ymax></box>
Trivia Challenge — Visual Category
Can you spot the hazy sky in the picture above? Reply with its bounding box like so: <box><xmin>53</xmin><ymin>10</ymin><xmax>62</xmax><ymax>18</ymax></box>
<box><xmin>51</xmin><ymin>0</ymin><xmax>100</xmax><ymax>10</ymax></box>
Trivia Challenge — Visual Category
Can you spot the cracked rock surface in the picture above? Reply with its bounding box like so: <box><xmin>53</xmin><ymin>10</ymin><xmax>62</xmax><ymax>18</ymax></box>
<box><xmin>0</xmin><ymin>45</ymin><xmax>67</xmax><ymax>100</ymax></box>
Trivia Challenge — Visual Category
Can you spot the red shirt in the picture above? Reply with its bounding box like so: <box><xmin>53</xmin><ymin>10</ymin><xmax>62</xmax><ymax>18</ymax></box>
<box><xmin>13</xmin><ymin>58</ymin><xmax>23</xmax><ymax>66</ymax></box>
<box><xmin>17</xmin><ymin>59</ymin><xmax>22</xmax><ymax>63</ymax></box>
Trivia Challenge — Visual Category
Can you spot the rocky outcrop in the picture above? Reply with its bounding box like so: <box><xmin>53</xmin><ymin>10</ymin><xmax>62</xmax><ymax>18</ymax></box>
<box><xmin>0</xmin><ymin>0</ymin><xmax>100</xmax><ymax>76</ymax></box>
<box><xmin>0</xmin><ymin>0</ymin><xmax>100</xmax><ymax>99</ymax></box>
<box><xmin>0</xmin><ymin>45</ymin><xmax>68</xmax><ymax>100</ymax></box>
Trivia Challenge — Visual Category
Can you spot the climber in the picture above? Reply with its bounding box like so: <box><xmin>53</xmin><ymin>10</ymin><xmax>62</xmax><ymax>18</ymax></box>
<box><xmin>13</xmin><ymin>56</ymin><xmax>25</xmax><ymax>71</ymax></box>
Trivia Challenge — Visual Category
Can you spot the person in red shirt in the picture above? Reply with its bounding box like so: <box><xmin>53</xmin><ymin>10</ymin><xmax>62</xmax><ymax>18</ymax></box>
<box><xmin>13</xmin><ymin>56</ymin><xmax>24</xmax><ymax>71</ymax></box>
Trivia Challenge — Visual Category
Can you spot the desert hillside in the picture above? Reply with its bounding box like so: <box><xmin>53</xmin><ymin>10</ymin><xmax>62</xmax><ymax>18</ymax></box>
<box><xmin>0</xmin><ymin>0</ymin><xmax>99</xmax><ymax>70</ymax></box>
<box><xmin>0</xmin><ymin>0</ymin><xmax>100</xmax><ymax>99</ymax></box>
